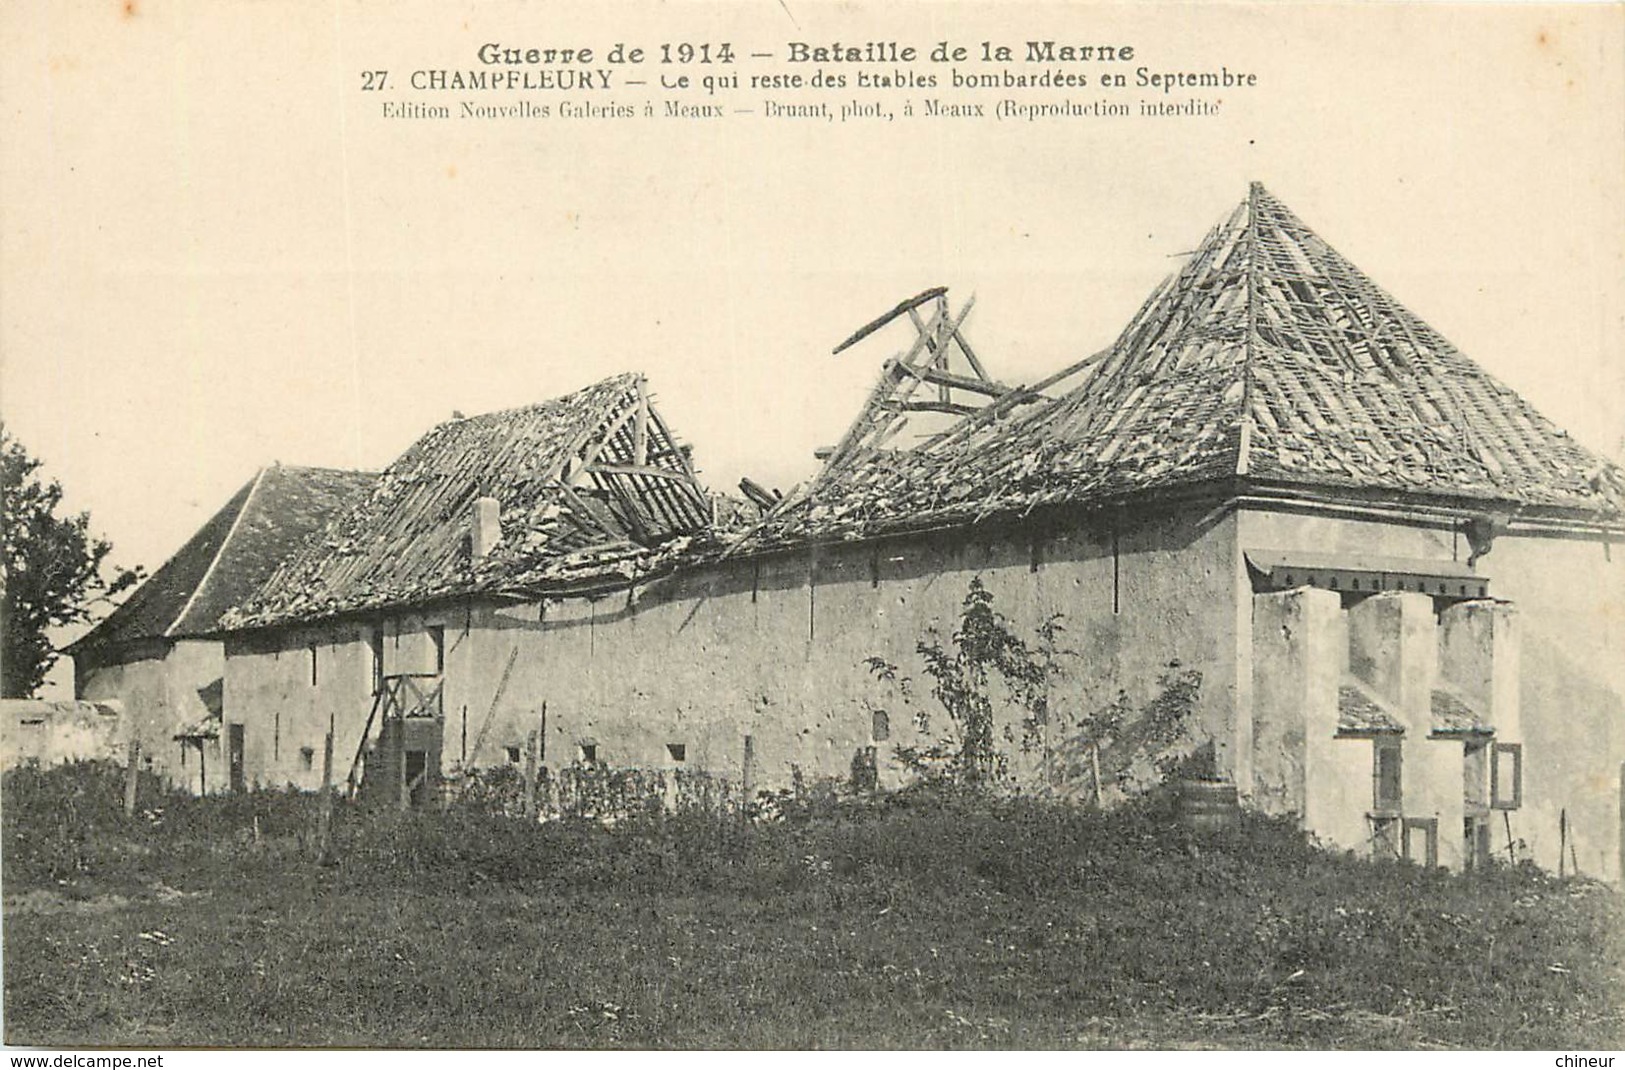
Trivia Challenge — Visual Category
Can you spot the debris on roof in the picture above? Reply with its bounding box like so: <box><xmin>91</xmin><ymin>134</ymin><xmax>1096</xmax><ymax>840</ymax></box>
<box><xmin>744</xmin><ymin>183</ymin><xmax>1625</xmax><ymax>549</ymax></box>
<box><xmin>1337</xmin><ymin>682</ymin><xmax>1405</xmax><ymax>734</ymax></box>
<box><xmin>1430</xmin><ymin>686</ymin><xmax>1492</xmax><ymax>735</ymax></box>
<box><xmin>174</xmin><ymin>711</ymin><xmax>222</xmax><ymax>742</ymax></box>
<box><xmin>228</xmin><ymin>373</ymin><xmax>716</xmax><ymax>627</ymax></box>
<box><xmin>70</xmin><ymin>465</ymin><xmax>375</xmax><ymax>652</ymax></box>
<box><xmin>816</xmin><ymin>288</ymin><xmax>1031</xmax><ymax>472</ymax></box>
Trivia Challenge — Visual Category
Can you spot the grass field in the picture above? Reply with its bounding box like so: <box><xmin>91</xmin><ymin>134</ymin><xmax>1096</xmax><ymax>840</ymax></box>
<box><xmin>3</xmin><ymin>762</ymin><xmax>1622</xmax><ymax>1049</ymax></box>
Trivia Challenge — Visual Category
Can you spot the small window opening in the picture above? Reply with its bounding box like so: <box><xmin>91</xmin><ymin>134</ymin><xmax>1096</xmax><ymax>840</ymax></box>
<box><xmin>369</xmin><ymin>627</ymin><xmax>385</xmax><ymax>695</ymax></box>
<box><xmin>1491</xmin><ymin>742</ymin><xmax>1522</xmax><ymax>810</ymax></box>
<box><xmin>299</xmin><ymin>746</ymin><xmax>315</xmax><ymax>772</ymax></box>
<box><xmin>871</xmin><ymin>709</ymin><xmax>890</xmax><ymax>742</ymax></box>
<box><xmin>666</xmin><ymin>743</ymin><xmax>686</xmax><ymax>762</ymax></box>
<box><xmin>1465</xmin><ymin>815</ymin><xmax>1493</xmax><ymax>869</ymax></box>
<box><xmin>579</xmin><ymin>743</ymin><xmax>598</xmax><ymax>763</ymax></box>
<box><xmin>1463</xmin><ymin>740</ymin><xmax>1489</xmax><ymax>813</ymax></box>
<box><xmin>1402</xmin><ymin>817</ymin><xmax>1439</xmax><ymax>867</ymax></box>
<box><xmin>1373</xmin><ymin>738</ymin><xmax>1403</xmax><ymax>813</ymax></box>
<box><xmin>505</xmin><ymin>745</ymin><xmax>522</xmax><ymax>764</ymax></box>
<box><xmin>429</xmin><ymin>626</ymin><xmax>446</xmax><ymax>675</ymax></box>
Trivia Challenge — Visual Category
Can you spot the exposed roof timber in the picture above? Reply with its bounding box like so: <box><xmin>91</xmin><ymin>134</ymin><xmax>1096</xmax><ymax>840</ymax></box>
<box><xmin>745</xmin><ymin>184</ymin><xmax>1625</xmax><ymax>551</ymax></box>
<box><xmin>831</xmin><ymin>286</ymin><xmax>948</xmax><ymax>355</ymax></box>
<box><xmin>890</xmin><ymin>360</ymin><xmax>1009</xmax><ymax>397</ymax></box>
<box><xmin>819</xmin><ymin>295</ymin><xmax>982</xmax><ymax>475</ymax></box>
<box><xmin>227</xmin><ymin>373</ymin><xmax>722</xmax><ymax>628</ymax></box>
<box><xmin>881</xmin><ymin>399</ymin><xmax>982</xmax><ymax>417</ymax></box>
<box><xmin>586</xmin><ymin>462</ymin><xmax>697</xmax><ymax>481</ymax></box>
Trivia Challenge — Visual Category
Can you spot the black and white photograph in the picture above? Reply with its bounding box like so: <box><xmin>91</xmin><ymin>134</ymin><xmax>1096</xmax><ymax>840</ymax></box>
<box><xmin>1</xmin><ymin>0</ymin><xmax>1621</xmax><ymax>1056</ymax></box>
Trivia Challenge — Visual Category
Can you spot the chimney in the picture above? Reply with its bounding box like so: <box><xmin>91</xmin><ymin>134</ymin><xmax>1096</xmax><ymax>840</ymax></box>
<box><xmin>471</xmin><ymin>496</ymin><xmax>502</xmax><ymax>559</ymax></box>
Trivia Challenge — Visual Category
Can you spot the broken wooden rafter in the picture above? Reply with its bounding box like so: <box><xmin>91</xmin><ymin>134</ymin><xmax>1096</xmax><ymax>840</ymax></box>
<box><xmin>820</xmin><ymin>297</ymin><xmax>978</xmax><ymax>474</ymax></box>
<box><xmin>879</xmin><ymin>399</ymin><xmax>981</xmax><ymax>417</ymax></box>
<box><xmin>585</xmin><ymin>462</ymin><xmax>695</xmax><ymax>482</ymax></box>
<box><xmin>831</xmin><ymin>286</ymin><xmax>948</xmax><ymax>355</ymax></box>
<box><xmin>738</xmin><ymin>477</ymin><xmax>780</xmax><ymax>511</ymax></box>
<box><xmin>632</xmin><ymin>376</ymin><xmax>650</xmax><ymax>465</ymax></box>
<box><xmin>889</xmin><ymin>360</ymin><xmax>1009</xmax><ymax>397</ymax></box>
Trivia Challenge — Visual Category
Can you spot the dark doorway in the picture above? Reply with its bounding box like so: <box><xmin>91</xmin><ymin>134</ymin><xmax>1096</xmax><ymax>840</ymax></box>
<box><xmin>228</xmin><ymin>723</ymin><xmax>245</xmax><ymax>793</ymax></box>
<box><xmin>405</xmin><ymin>749</ymin><xmax>430</xmax><ymax>807</ymax></box>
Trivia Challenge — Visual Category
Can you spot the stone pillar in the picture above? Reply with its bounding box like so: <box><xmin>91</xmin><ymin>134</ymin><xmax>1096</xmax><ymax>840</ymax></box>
<box><xmin>1439</xmin><ymin>598</ymin><xmax>1519</xmax><ymax>869</ymax></box>
<box><xmin>1252</xmin><ymin>588</ymin><xmax>1362</xmax><ymax>847</ymax></box>
<box><xmin>1438</xmin><ymin>599</ymin><xmax>1520</xmax><ymax>741</ymax></box>
<box><xmin>1349</xmin><ymin>592</ymin><xmax>1463</xmax><ymax>868</ymax></box>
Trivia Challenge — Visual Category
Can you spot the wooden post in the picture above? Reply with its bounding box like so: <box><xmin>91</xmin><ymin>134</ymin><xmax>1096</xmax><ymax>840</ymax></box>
<box><xmin>316</xmin><ymin>714</ymin><xmax>336</xmax><ymax>866</ymax></box>
<box><xmin>741</xmin><ymin>734</ymin><xmax>756</xmax><ymax>820</ymax></box>
<box><xmin>1504</xmin><ymin>810</ymin><xmax>1516</xmax><ymax>865</ymax></box>
<box><xmin>523</xmin><ymin>728</ymin><xmax>539</xmax><ymax>822</ymax></box>
<box><xmin>123</xmin><ymin>739</ymin><xmax>141</xmax><ymax>817</ymax></box>
<box><xmin>1559</xmin><ymin>809</ymin><xmax>1567</xmax><ymax>878</ymax></box>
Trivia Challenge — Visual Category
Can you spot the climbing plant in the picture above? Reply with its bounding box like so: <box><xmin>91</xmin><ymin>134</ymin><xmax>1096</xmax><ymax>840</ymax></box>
<box><xmin>865</xmin><ymin>576</ymin><xmax>1066</xmax><ymax>790</ymax></box>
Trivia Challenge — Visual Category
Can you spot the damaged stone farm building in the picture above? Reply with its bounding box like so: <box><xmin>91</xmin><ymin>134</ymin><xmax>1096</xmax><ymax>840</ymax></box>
<box><xmin>75</xmin><ymin>185</ymin><xmax>1625</xmax><ymax>877</ymax></box>
<box><xmin>67</xmin><ymin>464</ymin><xmax>375</xmax><ymax>793</ymax></box>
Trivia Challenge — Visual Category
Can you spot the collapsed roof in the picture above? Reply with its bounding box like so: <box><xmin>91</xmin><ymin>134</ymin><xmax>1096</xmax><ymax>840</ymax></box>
<box><xmin>69</xmin><ymin>465</ymin><xmax>375</xmax><ymax>653</ymax></box>
<box><xmin>749</xmin><ymin>183</ymin><xmax>1625</xmax><ymax>546</ymax></box>
<box><xmin>227</xmin><ymin>373</ymin><xmax>714</xmax><ymax>628</ymax></box>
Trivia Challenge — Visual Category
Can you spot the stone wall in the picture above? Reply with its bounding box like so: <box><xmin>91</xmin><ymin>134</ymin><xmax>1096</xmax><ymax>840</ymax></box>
<box><xmin>224</xmin><ymin>507</ymin><xmax>1242</xmax><ymax>800</ymax></box>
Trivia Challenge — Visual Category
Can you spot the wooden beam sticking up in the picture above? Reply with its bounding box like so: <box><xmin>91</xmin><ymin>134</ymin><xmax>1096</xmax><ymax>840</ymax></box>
<box><xmin>738</xmin><ymin>477</ymin><xmax>779</xmax><ymax>511</ymax></box>
<box><xmin>831</xmin><ymin>286</ymin><xmax>948</xmax><ymax>355</ymax></box>
<box><xmin>820</xmin><ymin>297</ymin><xmax>979</xmax><ymax>474</ymax></box>
<box><xmin>632</xmin><ymin>377</ymin><xmax>650</xmax><ymax>466</ymax></box>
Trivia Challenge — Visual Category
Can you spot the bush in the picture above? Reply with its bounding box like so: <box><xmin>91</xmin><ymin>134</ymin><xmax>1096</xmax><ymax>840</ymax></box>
<box><xmin>4</xmin><ymin>759</ymin><xmax>1621</xmax><ymax>1048</ymax></box>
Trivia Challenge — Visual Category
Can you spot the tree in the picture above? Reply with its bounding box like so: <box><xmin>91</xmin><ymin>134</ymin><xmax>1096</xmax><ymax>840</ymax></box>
<box><xmin>1</xmin><ymin>426</ymin><xmax>142</xmax><ymax>697</ymax></box>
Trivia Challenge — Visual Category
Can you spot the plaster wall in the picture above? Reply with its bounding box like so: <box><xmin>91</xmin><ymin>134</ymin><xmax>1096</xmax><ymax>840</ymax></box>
<box><xmin>75</xmin><ymin>639</ymin><xmax>225</xmax><ymax>792</ymax></box>
<box><xmin>224</xmin><ymin>509</ymin><xmax>1242</xmax><ymax>798</ymax></box>
<box><xmin>1</xmin><ymin>700</ymin><xmax>124</xmax><ymax>769</ymax></box>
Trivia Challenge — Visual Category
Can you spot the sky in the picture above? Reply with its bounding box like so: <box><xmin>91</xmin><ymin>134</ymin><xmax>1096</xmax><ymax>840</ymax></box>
<box><xmin>3</xmin><ymin>2</ymin><xmax>1622</xmax><ymax>655</ymax></box>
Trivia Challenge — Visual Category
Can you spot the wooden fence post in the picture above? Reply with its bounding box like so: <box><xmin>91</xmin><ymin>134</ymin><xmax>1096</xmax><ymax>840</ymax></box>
<box><xmin>1560</xmin><ymin>809</ymin><xmax>1568</xmax><ymax>878</ymax></box>
<box><xmin>123</xmin><ymin>739</ymin><xmax>141</xmax><ymax>817</ymax></box>
<box><xmin>316</xmin><ymin>714</ymin><xmax>336</xmax><ymax>866</ymax></box>
<box><xmin>523</xmin><ymin>728</ymin><xmax>539</xmax><ymax>822</ymax></box>
<box><xmin>741</xmin><ymin>734</ymin><xmax>756</xmax><ymax>820</ymax></box>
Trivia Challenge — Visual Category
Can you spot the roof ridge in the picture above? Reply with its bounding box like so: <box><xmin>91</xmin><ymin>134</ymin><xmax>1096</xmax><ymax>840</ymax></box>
<box><xmin>1236</xmin><ymin>180</ymin><xmax>1264</xmax><ymax>477</ymax></box>
<box><xmin>164</xmin><ymin>468</ymin><xmax>268</xmax><ymax>638</ymax></box>
<box><xmin>273</xmin><ymin>463</ymin><xmax>379</xmax><ymax>478</ymax></box>
<box><xmin>442</xmin><ymin>371</ymin><xmax>644</xmax><ymax>429</ymax></box>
